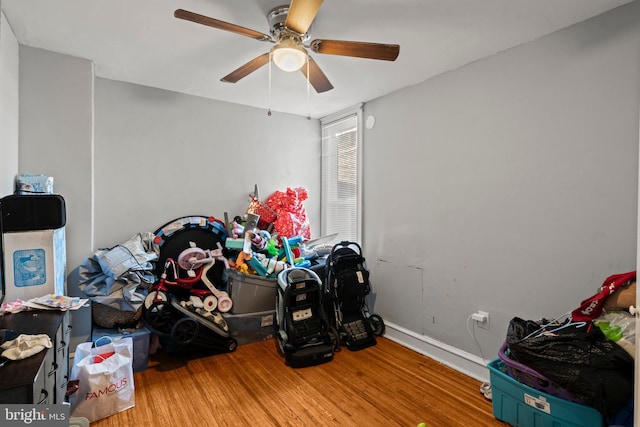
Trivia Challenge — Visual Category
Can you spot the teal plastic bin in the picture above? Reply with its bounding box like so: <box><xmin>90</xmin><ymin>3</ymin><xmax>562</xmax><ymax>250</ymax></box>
<box><xmin>487</xmin><ymin>358</ymin><xmax>604</xmax><ymax>427</ymax></box>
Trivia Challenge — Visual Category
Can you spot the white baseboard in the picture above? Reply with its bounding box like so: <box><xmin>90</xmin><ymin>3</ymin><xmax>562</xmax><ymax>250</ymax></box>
<box><xmin>383</xmin><ymin>320</ymin><xmax>490</xmax><ymax>383</ymax></box>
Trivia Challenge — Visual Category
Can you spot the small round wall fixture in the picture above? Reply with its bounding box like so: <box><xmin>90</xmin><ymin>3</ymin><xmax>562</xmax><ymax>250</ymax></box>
<box><xmin>365</xmin><ymin>115</ymin><xmax>376</xmax><ymax>129</ymax></box>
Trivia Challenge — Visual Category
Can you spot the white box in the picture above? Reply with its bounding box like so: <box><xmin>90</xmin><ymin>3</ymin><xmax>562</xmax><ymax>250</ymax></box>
<box><xmin>4</xmin><ymin>228</ymin><xmax>66</xmax><ymax>301</ymax></box>
<box><xmin>15</xmin><ymin>174</ymin><xmax>54</xmax><ymax>194</ymax></box>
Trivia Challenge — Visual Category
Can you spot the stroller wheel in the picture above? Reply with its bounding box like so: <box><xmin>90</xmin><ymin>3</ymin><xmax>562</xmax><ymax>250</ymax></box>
<box><xmin>145</xmin><ymin>301</ymin><xmax>173</xmax><ymax>332</ymax></box>
<box><xmin>227</xmin><ymin>338</ymin><xmax>238</xmax><ymax>352</ymax></box>
<box><xmin>329</xmin><ymin>327</ymin><xmax>341</xmax><ymax>352</ymax></box>
<box><xmin>369</xmin><ymin>314</ymin><xmax>385</xmax><ymax>336</ymax></box>
<box><xmin>171</xmin><ymin>317</ymin><xmax>200</xmax><ymax>345</ymax></box>
<box><xmin>274</xmin><ymin>334</ymin><xmax>285</xmax><ymax>357</ymax></box>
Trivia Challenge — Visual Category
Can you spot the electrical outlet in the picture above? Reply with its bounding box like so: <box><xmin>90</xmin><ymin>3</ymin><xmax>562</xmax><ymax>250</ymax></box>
<box><xmin>472</xmin><ymin>311</ymin><xmax>490</xmax><ymax>330</ymax></box>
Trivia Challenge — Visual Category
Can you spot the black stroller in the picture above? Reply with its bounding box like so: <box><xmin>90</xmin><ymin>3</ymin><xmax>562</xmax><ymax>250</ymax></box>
<box><xmin>324</xmin><ymin>241</ymin><xmax>384</xmax><ymax>351</ymax></box>
<box><xmin>276</xmin><ymin>267</ymin><xmax>337</xmax><ymax>368</ymax></box>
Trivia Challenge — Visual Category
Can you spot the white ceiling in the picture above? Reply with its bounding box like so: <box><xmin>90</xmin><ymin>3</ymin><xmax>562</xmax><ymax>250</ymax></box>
<box><xmin>1</xmin><ymin>0</ymin><xmax>635</xmax><ymax>118</ymax></box>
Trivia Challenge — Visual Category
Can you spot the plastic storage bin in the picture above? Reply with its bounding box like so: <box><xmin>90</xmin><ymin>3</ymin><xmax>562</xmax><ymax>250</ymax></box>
<box><xmin>488</xmin><ymin>358</ymin><xmax>604</xmax><ymax>427</ymax></box>
<box><xmin>227</xmin><ymin>270</ymin><xmax>277</xmax><ymax>314</ymax></box>
<box><xmin>222</xmin><ymin>310</ymin><xmax>276</xmax><ymax>345</ymax></box>
<box><xmin>92</xmin><ymin>326</ymin><xmax>151</xmax><ymax>372</ymax></box>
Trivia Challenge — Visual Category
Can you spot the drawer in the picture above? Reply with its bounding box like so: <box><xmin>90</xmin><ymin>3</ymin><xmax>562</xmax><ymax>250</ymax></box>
<box><xmin>34</xmin><ymin>349</ymin><xmax>55</xmax><ymax>404</ymax></box>
<box><xmin>56</xmin><ymin>328</ymin><xmax>70</xmax><ymax>374</ymax></box>
<box><xmin>45</xmin><ymin>348</ymin><xmax>58</xmax><ymax>398</ymax></box>
<box><xmin>32</xmin><ymin>368</ymin><xmax>48</xmax><ymax>404</ymax></box>
<box><xmin>63</xmin><ymin>311</ymin><xmax>72</xmax><ymax>343</ymax></box>
<box><xmin>56</xmin><ymin>312</ymin><xmax>71</xmax><ymax>358</ymax></box>
<box><xmin>55</xmin><ymin>312</ymin><xmax>71</xmax><ymax>403</ymax></box>
<box><xmin>55</xmin><ymin>345</ymin><xmax>69</xmax><ymax>404</ymax></box>
<box><xmin>55</xmin><ymin>370</ymin><xmax>69</xmax><ymax>404</ymax></box>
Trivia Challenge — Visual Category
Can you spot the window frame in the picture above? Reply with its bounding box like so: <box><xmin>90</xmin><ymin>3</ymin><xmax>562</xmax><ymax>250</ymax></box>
<box><xmin>320</xmin><ymin>103</ymin><xmax>364</xmax><ymax>244</ymax></box>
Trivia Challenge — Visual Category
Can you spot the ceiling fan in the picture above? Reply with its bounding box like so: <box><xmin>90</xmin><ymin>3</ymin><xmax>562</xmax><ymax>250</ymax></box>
<box><xmin>174</xmin><ymin>0</ymin><xmax>400</xmax><ymax>93</ymax></box>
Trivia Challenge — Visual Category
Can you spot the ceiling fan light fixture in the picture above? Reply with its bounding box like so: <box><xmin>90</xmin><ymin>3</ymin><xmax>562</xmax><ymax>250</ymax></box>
<box><xmin>176</xmin><ymin>1</ymin><xmax>400</xmax><ymax>93</ymax></box>
<box><xmin>271</xmin><ymin>38</ymin><xmax>308</xmax><ymax>72</ymax></box>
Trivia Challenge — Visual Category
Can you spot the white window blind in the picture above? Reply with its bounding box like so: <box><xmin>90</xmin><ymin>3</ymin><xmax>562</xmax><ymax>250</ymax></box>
<box><xmin>321</xmin><ymin>111</ymin><xmax>361</xmax><ymax>242</ymax></box>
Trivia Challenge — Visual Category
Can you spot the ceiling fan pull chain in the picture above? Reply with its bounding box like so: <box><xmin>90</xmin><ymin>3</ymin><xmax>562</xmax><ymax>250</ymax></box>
<box><xmin>267</xmin><ymin>52</ymin><xmax>272</xmax><ymax>116</ymax></box>
<box><xmin>306</xmin><ymin>59</ymin><xmax>311</xmax><ymax>119</ymax></box>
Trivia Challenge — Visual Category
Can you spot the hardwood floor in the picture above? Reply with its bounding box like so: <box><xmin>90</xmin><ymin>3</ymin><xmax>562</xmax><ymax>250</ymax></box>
<box><xmin>91</xmin><ymin>336</ymin><xmax>507</xmax><ymax>427</ymax></box>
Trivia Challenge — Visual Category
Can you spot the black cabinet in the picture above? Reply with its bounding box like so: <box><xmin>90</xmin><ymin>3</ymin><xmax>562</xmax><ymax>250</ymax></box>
<box><xmin>0</xmin><ymin>310</ymin><xmax>71</xmax><ymax>404</ymax></box>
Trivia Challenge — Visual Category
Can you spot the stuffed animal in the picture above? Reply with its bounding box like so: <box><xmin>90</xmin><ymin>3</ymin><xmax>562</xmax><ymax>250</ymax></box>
<box><xmin>604</xmin><ymin>280</ymin><xmax>636</xmax><ymax>312</ymax></box>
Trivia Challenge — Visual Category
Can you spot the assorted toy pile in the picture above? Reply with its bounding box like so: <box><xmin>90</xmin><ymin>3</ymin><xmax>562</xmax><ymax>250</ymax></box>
<box><xmin>73</xmin><ymin>184</ymin><xmax>385</xmax><ymax>365</ymax></box>
<box><xmin>138</xmin><ymin>185</ymin><xmax>340</xmax><ymax>355</ymax></box>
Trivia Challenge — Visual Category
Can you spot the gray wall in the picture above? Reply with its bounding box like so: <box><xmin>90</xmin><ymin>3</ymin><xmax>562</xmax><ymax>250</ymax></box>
<box><xmin>0</xmin><ymin>8</ymin><xmax>19</xmax><ymax>197</ymax></box>
<box><xmin>93</xmin><ymin>79</ymin><xmax>320</xmax><ymax>248</ymax></box>
<box><xmin>17</xmin><ymin>46</ymin><xmax>94</xmax><ymax>350</ymax></box>
<box><xmin>363</xmin><ymin>1</ymin><xmax>640</xmax><ymax>377</ymax></box>
<box><xmin>18</xmin><ymin>47</ymin><xmax>94</xmax><ymax>270</ymax></box>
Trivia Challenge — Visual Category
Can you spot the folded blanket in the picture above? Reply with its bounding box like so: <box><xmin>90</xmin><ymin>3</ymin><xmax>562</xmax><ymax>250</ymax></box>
<box><xmin>1</xmin><ymin>333</ymin><xmax>52</xmax><ymax>360</ymax></box>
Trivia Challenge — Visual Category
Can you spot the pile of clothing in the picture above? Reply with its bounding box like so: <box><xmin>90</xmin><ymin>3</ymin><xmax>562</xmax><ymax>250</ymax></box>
<box><xmin>505</xmin><ymin>271</ymin><xmax>636</xmax><ymax>422</ymax></box>
<box><xmin>73</xmin><ymin>233</ymin><xmax>159</xmax><ymax>328</ymax></box>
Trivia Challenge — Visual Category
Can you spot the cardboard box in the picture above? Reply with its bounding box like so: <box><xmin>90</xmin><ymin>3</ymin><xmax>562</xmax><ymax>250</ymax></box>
<box><xmin>15</xmin><ymin>174</ymin><xmax>54</xmax><ymax>194</ymax></box>
<box><xmin>4</xmin><ymin>228</ymin><xmax>66</xmax><ymax>301</ymax></box>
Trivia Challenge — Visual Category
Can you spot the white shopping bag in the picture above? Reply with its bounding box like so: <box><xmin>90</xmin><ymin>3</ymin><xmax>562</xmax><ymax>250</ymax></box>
<box><xmin>69</xmin><ymin>337</ymin><xmax>135</xmax><ymax>422</ymax></box>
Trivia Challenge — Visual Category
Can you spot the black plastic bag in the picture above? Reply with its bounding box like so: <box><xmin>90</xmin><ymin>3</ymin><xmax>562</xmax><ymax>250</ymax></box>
<box><xmin>506</xmin><ymin>317</ymin><xmax>633</xmax><ymax>417</ymax></box>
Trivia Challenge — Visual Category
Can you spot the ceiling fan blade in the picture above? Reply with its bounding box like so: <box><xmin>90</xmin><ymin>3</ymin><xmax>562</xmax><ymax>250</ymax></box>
<box><xmin>175</xmin><ymin>9</ymin><xmax>272</xmax><ymax>42</ymax></box>
<box><xmin>310</xmin><ymin>39</ymin><xmax>400</xmax><ymax>61</ymax></box>
<box><xmin>221</xmin><ymin>53</ymin><xmax>271</xmax><ymax>83</ymax></box>
<box><xmin>285</xmin><ymin>0</ymin><xmax>323</xmax><ymax>35</ymax></box>
<box><xmin>300</xmin><ymin>57</ymin><xmax>333</xmax><ymax>93</ymax></box>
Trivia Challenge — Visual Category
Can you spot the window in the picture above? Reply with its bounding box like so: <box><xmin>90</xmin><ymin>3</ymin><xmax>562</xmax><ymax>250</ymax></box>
<box><xmin>320</xmin><ymin>105</ymin><xmax>363</xmax><ymax>243</ymax></box>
